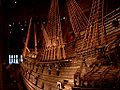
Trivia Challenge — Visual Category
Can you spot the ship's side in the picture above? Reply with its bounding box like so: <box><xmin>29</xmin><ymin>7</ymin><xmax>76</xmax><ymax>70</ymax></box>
<box><xmin>20</xmin><ymin>0</ymin><xmax>120</xmax><ymax>90</ymax></box>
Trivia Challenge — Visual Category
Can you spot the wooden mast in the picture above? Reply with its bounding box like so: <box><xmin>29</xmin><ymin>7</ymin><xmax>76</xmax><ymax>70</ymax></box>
<box><xmin>23</xmin><ymin>17</ymin><xmax>32</xmax><ymax>57</ymax></box>
<box><xmin>34</xmin><ymin>22</ymin><xmax>37</xmax><ymax>53</ymax></box>
<box><xmin>80</xmin><ymin>0</ymin><xmax>105</xmax><ymax>54</ymax></box>
<box><xmin>66</xmin><ymin>0</ymin><xmax>88</xmax><ymax>38</ymax></box>
<box><xmin>43</xmin><ymin>0</ymin><xmax>66</xmax><ymax>60</ymax></box>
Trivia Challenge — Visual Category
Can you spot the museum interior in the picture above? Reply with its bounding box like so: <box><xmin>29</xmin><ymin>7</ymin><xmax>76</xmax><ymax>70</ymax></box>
<box><xmin>0</xmin><ymin>0</ymin><xmax>120</xmax><ymax>90</ymax></box>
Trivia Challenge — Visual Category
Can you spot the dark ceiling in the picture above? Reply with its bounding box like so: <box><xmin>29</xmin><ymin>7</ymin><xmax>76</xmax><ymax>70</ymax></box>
<box><xmin>2</xmin><ymin>0</ymin><xmax>51</xmax><ymax>19</ymax></box>
<box><xmin>1</xmin><ymin>0</ymin><xmax>52</xmax><ymax>54</ymax></box>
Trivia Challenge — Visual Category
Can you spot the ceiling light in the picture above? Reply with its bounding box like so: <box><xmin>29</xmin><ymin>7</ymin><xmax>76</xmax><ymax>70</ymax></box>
<box><xmin>18</xmin><ymin>21</ymin><xmax>20</xmax><ymax>24</ymax></box>
<box><xmin>14</xmin><ymin>1</ymin><xmax>17</xmax><ymax>4</ymax></box>
<box><xmin>25</xmin><ymin>21</ymin><xmax>27</xmax><ymax>23</ymax></box>
<box><xmin>10</xmin><ymin>31</ymin><xmax>12</xmax><ymax>34</ymax></box>
<box><xmin>63</xmin><ymin>17</ymin><xmax>65</xmax><ymax>20</ymax></box>
<box><xmin>13</xmin><ymin>22</ymin><xmax>14</xmax><ymax>25</ymax></box>
<box><xmin>9</xmin><ymin>24</ymin><xmax>12</xmax><ymax>27</ymax></box>
<box><xmin>43</xmin><ymin>22</ymin><xmax>45</xmax><ymax>24</ymax></box>
<box><xmin>21</xmin><ymin>28</ymin><xmax>24</xmax><ymax>31</ymax></box>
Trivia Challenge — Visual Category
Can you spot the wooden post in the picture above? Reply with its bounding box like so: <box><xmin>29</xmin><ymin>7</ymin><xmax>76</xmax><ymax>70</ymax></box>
<box><xmin>62</xmin><ymin>45</ymin><xmax>66</xmax><ymax>59</ymax></box>
<box><xmin>53</xmin><ymin>47</ymin><xmax>56</xmax><ymax>60</ymax></box>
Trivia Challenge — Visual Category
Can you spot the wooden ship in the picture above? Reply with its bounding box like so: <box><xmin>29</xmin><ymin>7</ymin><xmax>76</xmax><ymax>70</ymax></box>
<box><xmin>20</xmin><ymin>0</ymin><xmax>120</xmax><ymax>90</ymax></box>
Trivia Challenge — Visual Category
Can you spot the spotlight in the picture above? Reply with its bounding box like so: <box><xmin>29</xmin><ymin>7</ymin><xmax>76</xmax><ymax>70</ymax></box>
<box><xmin>25</xmin><ymin>20</ymin><xmax>27</xmax><ymax>23</ymax></box>
<box><xmin>13</xmin><ymin>22</ymin><xmax>14</xmax><ymax>25</ymax></box>
<box><xmin>10</xmin><ymin>31</ymin><xmax>12</xmax><ymax>34</ymax></box>
<box><xmin>14</xmin><ymin>1</ymin><xmax>17</xmax><ymax>4</ymax></box>
<box><xmin>18</xmin><ymin>21</ymin><xmax>21</xmax><ymax>24</ymax></box>
<box><xmin>21</xmin><ymin>28</ymin><xmax>24</xmax><ymax>31</ymax></box>
<box><xmin>43</xmin><ymin>21</ymin><xmax>45</xmax><ymax>24</ymax></box>
<box><xmin>63</xmin><ymin>17</ymin><xmax>65</xmax><ymax>20</ymax></box>
<box><xmin>9</xmin><ymin>24</ymin><xmax>12</xmax><ymax>27</ymax></box>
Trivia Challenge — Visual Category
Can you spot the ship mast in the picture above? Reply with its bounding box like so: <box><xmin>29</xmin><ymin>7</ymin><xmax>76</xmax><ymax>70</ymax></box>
<box><xmin>23</xmin><ymin>17</ymin><xmax>32</xmax><ymax>57</ymax></box>
<box><xmin>41</xmin><ymin>0</ymin><xmax>66</xmax><ymax>61</ymax></box>
<box><xmin>81</xmin><ymin>0</ymin><xmax>106</xmax><ymax>53</ymax></box>
<box><xmin>66</xmin><ymin>0</ymin><xmax>88</xmax><ymax>38</ymax></box>
<box><xmin>23</xmin><ymin>17</ymin><xmax>38</xmax><ymax>58</ymax></box>
<box><xmin>34</xmin><ymin>22</ymin><xmax>37</xmax><ymax>53</ymax></box>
